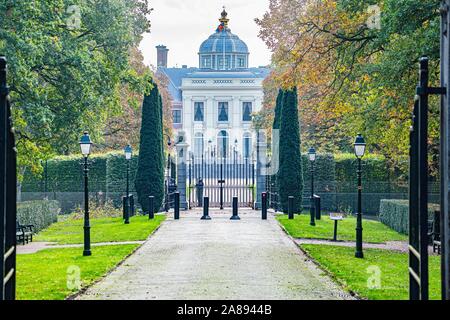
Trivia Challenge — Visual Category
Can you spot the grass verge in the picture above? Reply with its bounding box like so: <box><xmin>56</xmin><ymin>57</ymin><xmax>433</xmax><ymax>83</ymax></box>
<box><xmin>17</xmin><ymin>244</ymin><xmax>138</xmax><ymax>300</ymax></box>
<box><xmin>277</xmin><ymin>213</ymin><xmax>406</xmax><ymax>243</ymax></box>
<box><xmin>300</xmin><ymin>244</ymin><xmax>441</xmax><ymax>300</ymax></box>
<box><xmin>35</xmin><ymin>214</ymin><xmax>166</xmax><ymax>244</ymax></box>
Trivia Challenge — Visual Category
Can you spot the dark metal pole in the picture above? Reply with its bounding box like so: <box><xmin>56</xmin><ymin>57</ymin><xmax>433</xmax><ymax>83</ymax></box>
<box><xmin>333</xmin><ymin>220</ymin><xmax>338</xmax><ymax>242</ymax></box>
<box><xmin>310</xmin><ymin>160</ymin><xmax>316</xmax><ymax>226</ymax></box>
<box><xmin>355</xmin><ymin>158</ymin><xmax>363</xmax><ymax>259</ymax></box>
<box><xmin>174</xmin><ymin>192</ymin><xmax>180</xmax><ymax>220</ymax></box>
<box><xmin>149</xmin><ymin>196</ymin><xmax>154</xmax><ymax>220</ymax></box>
<box><xmin>126</xmin><ymin>160</ymin><xmax>130</xmax><ymax>199</ymax></box>
<box><xmin>262</xmin><ymin>192</ymin><xmax>267</xmax><ymax>220</ymax></box>
<box><xmin>288</xmin><ymin>196</ymin><xmax>294</xmax><ymax>220</ymax></box>
<box><xmin>83</xmin><ymin>157</ymin><xmax>91</xmax><ymax>256</ymax></box>
<box><xmin>418</xmin><ymin>57</ymin><xmax>430</xmax><ymax>299</ymax></box>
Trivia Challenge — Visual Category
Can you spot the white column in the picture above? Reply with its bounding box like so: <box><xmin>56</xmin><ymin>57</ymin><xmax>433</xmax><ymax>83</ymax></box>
<box><xmin>183</xmin><ymin>97</ymin><xmax>193</xmax><ymax>146</ymax></box>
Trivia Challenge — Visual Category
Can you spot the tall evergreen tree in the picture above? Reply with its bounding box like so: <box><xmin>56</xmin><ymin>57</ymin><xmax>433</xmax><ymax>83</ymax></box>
<box><xmin>272</xmin><ymin>89</ymin><xmax>283</xmax><ymax>130</ymax></box>
<box><xmin>135</xmin><ymin>80</ymin><xmax>165</xmax><ymax>212</ymax></box>
<box><xmin>277</xmin><ymin>87</ymin><xmax>303</xmax><ymax>212</ymax></box>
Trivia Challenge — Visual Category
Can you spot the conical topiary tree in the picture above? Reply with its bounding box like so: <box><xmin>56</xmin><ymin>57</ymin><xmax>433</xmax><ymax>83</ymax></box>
<box><xmin>135</xmin><ymin>80</ymin><xmax>165</xmax><ymax>212</ymax></box>
<box><xmin>277</xmin><ymin>87</ymin><xmax>303</xmax><ymax>213</ymax></box>
<box><xmin>272</xmin><ymin>89</ymin><xmax>283</xmax><ymax>130</ymax></box>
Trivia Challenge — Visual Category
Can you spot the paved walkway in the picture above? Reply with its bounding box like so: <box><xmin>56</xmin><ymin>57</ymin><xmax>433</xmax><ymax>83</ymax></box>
<box><xmin>77</xmin><ymin>209</ymin><xmax>352</xmax><ymax>300</ymax></box>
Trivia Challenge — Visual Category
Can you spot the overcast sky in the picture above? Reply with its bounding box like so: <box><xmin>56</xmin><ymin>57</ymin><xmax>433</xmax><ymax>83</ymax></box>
<box><xmin>139</xmin><ymin>0</ymin><xmax>272</xmax><ymax>68</ymax></box>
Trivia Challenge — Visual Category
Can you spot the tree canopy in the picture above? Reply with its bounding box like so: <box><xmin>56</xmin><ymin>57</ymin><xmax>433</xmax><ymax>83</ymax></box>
<box><xmin>256</xmin><ymin>0</ymin><xmax>440</xmax><ymax>175</ymax></box>
<box><xmin>0</xmin><ymin>0</ymin><xmax>153</xmax><ymax>179</ymax></box>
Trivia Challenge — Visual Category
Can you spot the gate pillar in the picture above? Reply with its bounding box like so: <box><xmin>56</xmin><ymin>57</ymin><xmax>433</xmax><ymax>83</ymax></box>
<box><xmin>254</xmin><ymin>130</ymin><xmax>267</xmax><ymax>210</ymax></box>
<box><xmin>175</xmin><ymin>132</ymin><xmax>189</xmax><ymax>210</ymax></box>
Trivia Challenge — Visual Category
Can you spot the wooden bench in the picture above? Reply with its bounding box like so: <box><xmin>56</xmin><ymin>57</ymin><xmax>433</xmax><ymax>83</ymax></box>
<box><xmin>16</xmin><ymin>221</ymin><xmax>34</xmax><ymax>245</ymax></box>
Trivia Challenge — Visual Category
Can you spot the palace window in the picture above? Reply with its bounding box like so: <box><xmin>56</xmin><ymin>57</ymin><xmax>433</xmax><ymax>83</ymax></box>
<box><xmin>243</xmin><ymin>133</ymin><xmax>252</xmax><ymax>159</ymax></box>
<box><xmin>202</xmin><ymin>56</ymin><xmax>211</xmax><ymax>69</ymax></box>
<box><xmin>194</xmin><ymin>102</ymin><xmax>204</xmax><ymax>122</ymax></box>
<box><xmin>242</xmin><ymin>102</ymin><xmax>252</xmax><ymax>122</ymax></box>
<box><xmin>172</xmin><ymin>110</ymin><xmax>182</xmax><ymax>124</ymax></box>
<box><xmin>218</xmin><ymin>102</ymin><xmax>229</xmax><ymax>122</ymax></box>
<box><xmin>217</xmin><ymin>130</ymin><xmax>229</xmax><ymax>158</ymax></box>
<box><xmin>194</xmin><ymin>133</ymin><xmax>204</xmax><ymax>158</ymax></box>
<box><xmin>237</xmin><ymin>56</ymin><xmax>246</xmax><ymax>68</ymax></box>
<box><xmin>218</xmin><ymin>56</ymin><xmax>231</xmax><ymax>70</ymax></box>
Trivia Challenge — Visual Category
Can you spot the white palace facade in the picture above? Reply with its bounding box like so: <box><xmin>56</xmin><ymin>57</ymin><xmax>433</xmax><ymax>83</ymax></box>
<box><xmin>157</xmin><ymin>9</ymin><xmax>270</xmax><ymax>161</ymax></box>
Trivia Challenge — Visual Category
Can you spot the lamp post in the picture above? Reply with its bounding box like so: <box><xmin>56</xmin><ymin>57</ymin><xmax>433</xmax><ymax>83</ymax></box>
<box><xmin>164</xmin><ymin>135</ymin><xmax>172</xmax><ymax>212</ymax></box>
<box><xmin>123</xmin><ymin>145</ymin><xmax>132</xmax><ymax>224</ymax></box>
<box><xmin>354</xmin><ymin>134</ymin><xmax>366</xmax><ymax>259</ymax></box>
<box><xmin>308</xmin><ymin>147</ymin><xmax>316</xmax><ymax>226</ymax></box>
<box><xmin>124</xmin><ymin>145</ymin><xmax>132</xmax><ymax>197</ymax></box>
<box><xmin>80</xmin><ymin>132</ymin><xmax>93</xmax><ymax>256</ymax></box>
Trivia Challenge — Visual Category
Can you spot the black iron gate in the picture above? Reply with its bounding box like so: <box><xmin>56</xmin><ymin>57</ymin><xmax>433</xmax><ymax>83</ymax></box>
<box><xmin>188</xmin><ymin>152</ymin><xmax>255</xmax><ymax>208</ymax></box>
<box><xmin>0</xmin><ymin>56</ymin><xmax>17</xmax><ymax>300</ymax></box>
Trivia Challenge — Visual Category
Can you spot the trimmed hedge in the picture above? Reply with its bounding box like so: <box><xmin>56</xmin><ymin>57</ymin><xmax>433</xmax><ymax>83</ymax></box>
<box><xmin>17</xmin><ymin>200</ymin><xmax>60</xmax><ymax>233</ymax></box>
<box><xmin>22</xmin><ymin>154</ymin><xmax>108</xmax><ymax>193</ymax></box>
<box><xmin>379</xmin><ymin>199</ymin><xmax>439</xmax><ymax>235</ymax></box>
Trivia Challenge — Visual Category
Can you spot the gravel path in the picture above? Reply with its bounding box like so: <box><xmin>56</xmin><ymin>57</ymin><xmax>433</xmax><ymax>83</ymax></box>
<box><xmin>76</xmin><ymin>209</ymin><xmax>352</xmax><ymax>300</ymax></box>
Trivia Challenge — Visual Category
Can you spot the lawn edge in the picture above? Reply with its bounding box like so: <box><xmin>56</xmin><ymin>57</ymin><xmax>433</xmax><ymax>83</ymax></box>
<box><xmin>275</xmin><ymin>216</ymin><xmax>364</xmax><ymax>300</ymax></box>
<box><xmin>275</xmin><ymin>214</ymin><xmax>406</xmax><ymax>244</ymax></box>
<box><xmin>65</xmin><ymin>217</ymin><xmax>165</xmax><ymax>300</ymax></box>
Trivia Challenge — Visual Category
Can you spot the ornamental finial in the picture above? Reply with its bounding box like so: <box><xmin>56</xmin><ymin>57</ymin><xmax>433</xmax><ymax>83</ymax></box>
<box><xmin>219</xmin><ymin>6</ymin><xmax>229</xmax><ymax>27</ymax></box>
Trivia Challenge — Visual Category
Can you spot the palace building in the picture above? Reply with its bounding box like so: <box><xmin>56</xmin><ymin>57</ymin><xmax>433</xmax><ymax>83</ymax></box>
<box><xmin>157</xmin><ymin>9</ymin><xmax>270</xmax><ymax>161</ymax></box>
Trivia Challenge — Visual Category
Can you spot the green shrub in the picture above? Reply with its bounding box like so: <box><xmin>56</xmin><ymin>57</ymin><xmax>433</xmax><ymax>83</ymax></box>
<box><xmin>17</xmin><ymin>200</ymin><xmax>60</xmax><ymax>233</ymax></box>
<box><xmin>379</xmin><ymin>199</ymin><xmax>439</xmax><ymax>234</ymax></box>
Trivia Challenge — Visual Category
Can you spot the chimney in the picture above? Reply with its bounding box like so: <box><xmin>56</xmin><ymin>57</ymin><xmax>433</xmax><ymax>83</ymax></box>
<box><xmin>156</xmin><ymin>45</ymin><xmax>169</xmax><ymax>68</ymax></box>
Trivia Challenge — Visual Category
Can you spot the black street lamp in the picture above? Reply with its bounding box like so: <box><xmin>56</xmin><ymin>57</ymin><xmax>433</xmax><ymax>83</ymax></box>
<box><xmin>124</xmin><ymin>145</ymin><xmax>132</xmax><ymax>197</ymax></box>
<box><xmin>164</xmin><ymin>135</ymin><xmax>172</xmax><ymax>212</ymax></box>
<box><xmin>123</xmin><ymin>145</ymin><xmax>132</xmax><ymax>224</ymax></box>
<box><xmin>79</xmin><ymin>131</ymin><xmax>93</xmax><ymax>256</ymax></box>
<box><xmin>354</xmin><ymin>134</ymin><xmax>366</xmax><ymax>259</ymax></box>
<box><xmin>308</xmin><ymin>147</ymin><xmax>316</xmax><ymax>226</ymax></box>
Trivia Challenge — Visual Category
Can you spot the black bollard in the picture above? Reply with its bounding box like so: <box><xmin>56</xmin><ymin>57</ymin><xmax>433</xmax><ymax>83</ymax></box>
<box><xmin>230</xmin><ymin>196</ymin><xmax>240</xmax><ymax>220</ymax></box>
<box><xmin>122</xmin><ymin>196</ymin><xmax>128</xmax><ymax>220</ymax></box>
<box><xmin>288</xmin><ymin>196</ymin><xmax>294</xmax><ymax>220</ymax></box>
<box><xmin>174</xmin><ymin>192</ymin><xmax>180</xmax><ymax>220</ymax></box>
<box><xmin>262</xmin><ymin>192</ymin><xmax>267</xmax><ymax>220</ymax></box>
<box><xmin>149</xmin><ymin>196</ymin><xmax>154</xmax><ymax>220</ymax></box>
<box><xmin>129</xmin><ymin>194</ymin><xmax>135</xmax><ymax>217</ymax></box>
<box><xmin>124</xmin><ymin>196</ymin><xmax>130</xmax><ymax>224</ymax></box>
<box><xmin>315</xmin><ymin>195</ymin><xmax>321</xmax><ymax>220</ymax></box>
<box><xmin>201</xmin><ymin>196</ymin><xmax>211</xmax><ymax>220</ymax></box>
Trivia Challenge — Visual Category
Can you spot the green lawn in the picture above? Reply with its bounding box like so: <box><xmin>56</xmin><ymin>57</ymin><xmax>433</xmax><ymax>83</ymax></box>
<box><xmin>301</xmin><ymin>244</ymin><xmax>441</xmax><ymax>300</ymax></box>
<box><xmin>17</xmin><ymin>244</ymin><xmax>138</xmax><ymax>300</ymax></box>
<box><xmin>277</xmin><ymin>213</ymin><xmax>407</xmax><ymax>243</ymax></box>
<box><xmin>35</xmin><ymin>214</ymin><xmax>166</xmax><ymax>244</ymax></box>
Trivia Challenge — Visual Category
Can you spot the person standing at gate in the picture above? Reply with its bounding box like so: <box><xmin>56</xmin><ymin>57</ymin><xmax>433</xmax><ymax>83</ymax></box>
<box><xmin>196</xmin><ymin>178</ymin><xmax>204</xmax><ymax>207</ymax></box>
